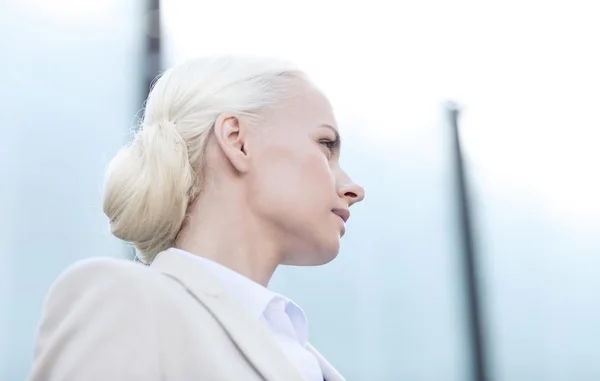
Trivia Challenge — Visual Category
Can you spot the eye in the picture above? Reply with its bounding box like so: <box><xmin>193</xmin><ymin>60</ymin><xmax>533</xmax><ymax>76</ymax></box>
<box><xmin>319</xmin><ymin>139</ymin><xmax>339</xmax><ymax>156</ymax></box>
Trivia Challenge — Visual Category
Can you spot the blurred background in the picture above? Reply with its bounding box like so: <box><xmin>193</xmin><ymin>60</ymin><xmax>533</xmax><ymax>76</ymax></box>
<box><xmin>1</xmin><ymin>0</ymin><xmax>599</xmax><ymax>380</ymax></box>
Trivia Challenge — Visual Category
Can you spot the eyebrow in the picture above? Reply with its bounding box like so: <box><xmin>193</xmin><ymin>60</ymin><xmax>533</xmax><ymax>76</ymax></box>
<box><xmin>320</xmin><ymin>123</ymin><xmax>341</xmax><ymax>145</ymax></box>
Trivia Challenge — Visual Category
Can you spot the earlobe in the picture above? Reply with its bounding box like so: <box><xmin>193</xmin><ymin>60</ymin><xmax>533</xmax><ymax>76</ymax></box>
<box><xmin>213</xmin><ymin>114</ymin><xmax>249</xmax><ymax>173</ymax></box>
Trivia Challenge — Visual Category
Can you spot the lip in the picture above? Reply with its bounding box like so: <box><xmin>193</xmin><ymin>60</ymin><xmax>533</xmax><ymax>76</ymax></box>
<box><xmin>332</xmin><ymin>208</ymin><xmax>350</xmax><ymax>223</ymax></box>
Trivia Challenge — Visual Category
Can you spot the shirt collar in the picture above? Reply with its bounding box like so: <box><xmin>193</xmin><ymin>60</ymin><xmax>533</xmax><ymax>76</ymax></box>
<box><xmin>166</xmin><ymin>247</ymin><xmax>309</xmax><ymax>343</ymax></box>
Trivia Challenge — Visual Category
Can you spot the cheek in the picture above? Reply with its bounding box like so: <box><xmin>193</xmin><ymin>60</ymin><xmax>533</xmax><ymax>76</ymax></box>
<box><xmin>284</xmin><ymin>150</ymin><xmax>333</xmax><ymax>199</ymax></box>
<box><xmin>252</xmin><ymin>146</ymin><xmax>335</xmax><ymax>212</ymax></box>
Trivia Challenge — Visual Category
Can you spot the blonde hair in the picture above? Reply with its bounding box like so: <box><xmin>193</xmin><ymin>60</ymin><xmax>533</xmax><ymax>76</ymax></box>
<box><xmin>103</xmin><ymin>55</ymin><xmax>306</xmax><ymax>263</ymax></box>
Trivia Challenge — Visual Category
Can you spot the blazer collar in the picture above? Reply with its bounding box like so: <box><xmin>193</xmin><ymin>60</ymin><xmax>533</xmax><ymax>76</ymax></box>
<box><xmin>150</xmin><ymin>249</ymin><xmax>306</xmax><ymax>381</ymax></box>
<box><xmin>308</xmin><ymin>344</ymin><xmax>346</xmax><ymax>381</ymax></box>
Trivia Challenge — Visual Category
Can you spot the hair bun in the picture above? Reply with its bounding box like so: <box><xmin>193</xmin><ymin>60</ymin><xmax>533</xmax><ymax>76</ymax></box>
<box><xmin>103</xmin><ymin>120</ymin><xmax>196</xmax><ymax>263</ymax></box>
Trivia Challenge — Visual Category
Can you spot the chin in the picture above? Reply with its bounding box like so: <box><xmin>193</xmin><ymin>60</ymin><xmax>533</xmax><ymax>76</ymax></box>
<box><xmin>283</xmin><ymin>239</ymin><xmax>341</xmax><ymax>266</ymax></box>
<box><xmin>316</xmin><ymin>250</ymin><xmax>340</xmax><ymax>266</ymax></box>
<box><xmin>318</xmin><ymin>239</ymin><xmax>341</xmax><ymax>265</ymax></box>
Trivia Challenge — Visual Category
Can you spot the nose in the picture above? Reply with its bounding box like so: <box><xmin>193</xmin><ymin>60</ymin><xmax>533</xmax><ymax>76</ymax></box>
<box><xmin>336</xmin><ymin>173</ymin><xmax>365</xmax><ymax>207</ymax></box>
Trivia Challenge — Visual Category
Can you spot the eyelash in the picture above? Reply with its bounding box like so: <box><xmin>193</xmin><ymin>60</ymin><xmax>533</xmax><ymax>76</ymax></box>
<box><xmin>320</xmin><ymin>139</ymin><xmax>339</xmax><ymax>155</ymax></box>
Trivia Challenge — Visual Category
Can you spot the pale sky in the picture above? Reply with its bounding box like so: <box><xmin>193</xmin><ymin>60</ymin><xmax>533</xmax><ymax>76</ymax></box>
<box><xmin>19</xmin><ymin>0</ymin><xmax>598</xmax><ymax>225</ymax></box>
<box><xmin>161</xmin><ymin>0</ymin><xmax>600</xmax><ymax>227</ymax></box>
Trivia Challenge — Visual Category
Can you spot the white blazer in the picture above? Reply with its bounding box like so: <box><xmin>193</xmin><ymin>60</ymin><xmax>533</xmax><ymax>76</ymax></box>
<box><xmin>28</xmin><ymin>249</ymin><xmax>345</xmax><ymax>381</ymax></box>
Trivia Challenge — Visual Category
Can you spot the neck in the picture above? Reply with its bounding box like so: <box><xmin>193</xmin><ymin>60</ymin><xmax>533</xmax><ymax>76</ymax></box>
<box><xmin>174</xmin><ymin>191</ymin><xmax>281</xmax><ymax>287</ymax></box>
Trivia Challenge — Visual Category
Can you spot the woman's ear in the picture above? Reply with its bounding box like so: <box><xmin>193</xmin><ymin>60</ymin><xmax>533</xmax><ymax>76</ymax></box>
<box><xmin>212</xmin><ymin>114</ymin><xmax>250</xmax><ymax>173</ymax></box>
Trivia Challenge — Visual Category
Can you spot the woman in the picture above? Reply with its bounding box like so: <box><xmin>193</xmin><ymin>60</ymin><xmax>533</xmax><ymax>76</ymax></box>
<box><xmin>29</xmin><ymin>55</ymin><xmax>365</xmax><ymax>381</ymax></box>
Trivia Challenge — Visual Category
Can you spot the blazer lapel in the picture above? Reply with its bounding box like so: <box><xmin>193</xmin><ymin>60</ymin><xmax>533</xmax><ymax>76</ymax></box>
<box><xmin>151</xmin><ymin>250</ymin><xmax>306</xmax><ymax>381</ymax></box>
<box><xmin>307</xmin><ymin>344</ymin><xmax>346</xmax><ymax>381</ymax></box>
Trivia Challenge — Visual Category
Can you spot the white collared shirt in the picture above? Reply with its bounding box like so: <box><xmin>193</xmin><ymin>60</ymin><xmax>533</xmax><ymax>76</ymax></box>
<box><xmin>168</xmin><ymin>248</ymin><xmax>323</xmax><ymax>381</ymax></box>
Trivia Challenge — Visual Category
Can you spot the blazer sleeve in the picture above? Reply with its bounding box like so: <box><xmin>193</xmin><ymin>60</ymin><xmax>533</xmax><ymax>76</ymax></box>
<box><xmin>28</xmin><ymin>258</ymin><xmax>163</xmax><ymax>381</ymax></box>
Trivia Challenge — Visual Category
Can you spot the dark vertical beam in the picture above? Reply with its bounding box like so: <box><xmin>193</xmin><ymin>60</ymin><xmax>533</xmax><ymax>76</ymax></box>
<box><xmin>144</xmin><ymin>0</ymin><xmax>162</xmax><ymax>100</ymax></box>
<box><xmin>127</xmin><ymin>0</ymin><xmax>162</xmax><ymax>261</ymax></box>
<box><xmin>446</xmin><ymin>102</ymin><xmax>489</xmax><ymax>381</ymax></box>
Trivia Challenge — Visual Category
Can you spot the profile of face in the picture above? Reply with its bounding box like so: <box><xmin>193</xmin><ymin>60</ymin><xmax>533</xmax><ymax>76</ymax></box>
<box><xmin>212</xmin><ymin>81</ymin><xmax>365</xmax><ymax>266</ymax></box>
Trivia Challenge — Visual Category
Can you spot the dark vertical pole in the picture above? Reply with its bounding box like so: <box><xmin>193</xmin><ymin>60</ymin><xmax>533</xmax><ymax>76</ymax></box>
<box><xmin>128</xmin><ymin>0</ymin><xmax>162</xmax><ymax>261</ymax></box>
<box><xmin>446</xmin><ymin>102</ymin><xmax>489</xmax><ymax>381</ymax></box>
<box><xmin>144</xmin><ymin>0</ymin><xmax>162</xmax><ymax>100</ymax></box>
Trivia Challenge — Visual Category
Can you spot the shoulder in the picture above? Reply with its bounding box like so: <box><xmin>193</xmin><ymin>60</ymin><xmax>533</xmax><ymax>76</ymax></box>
<box><xmin>38</xmin><ymin>257</ymin><xmax>173</xmax><ymax>331</ymax></box>
<box><xmin>31</xmin><ymin>258</ymin><xmax>170</xmax><ymax>380</ymax></box>
<box><xmin>46</xmin><ymin>257</ymin><xmax>156</xmax><ymax>302</ymax></box>
<box><xmin>34</xmin><ymin>257</ymin><xmax>182</xmax><ymax>357</ymax></box>
<box><xmin>54</xmin><ymin>256</ymin><xmax>175</xmax><ymax>291</ymax></box>
<box><xmin>56</xmin><ymin>256</ymin><xmax>154</xmax><ymax>283</ymax></box>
